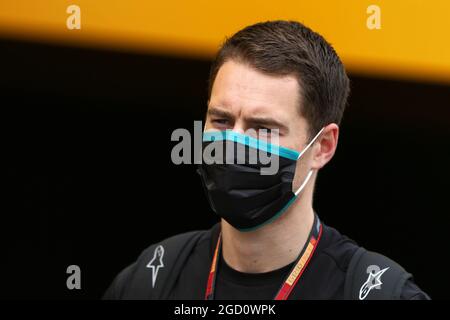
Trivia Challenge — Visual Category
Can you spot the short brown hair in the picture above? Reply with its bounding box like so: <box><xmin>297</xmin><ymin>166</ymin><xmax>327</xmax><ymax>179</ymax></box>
<box><xmin>207</xmin><ymin>20</ymin><xmax>350</xmax><ymax>138</ymax></box>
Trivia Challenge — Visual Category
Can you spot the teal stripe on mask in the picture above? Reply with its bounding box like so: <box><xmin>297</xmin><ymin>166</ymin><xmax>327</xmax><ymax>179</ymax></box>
<box><xmin>202</xmin><ymin>130</ymin><xmax>300</xmax><ymax>160</ymax></box>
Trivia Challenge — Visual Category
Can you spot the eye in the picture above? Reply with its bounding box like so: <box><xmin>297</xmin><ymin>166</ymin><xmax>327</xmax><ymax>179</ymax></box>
<box><xmin>257</xmin><ymin>129</ymin><xmax>283</xmax><ymax>143</ymax></box>
<box><xmin>212</xmin><ymin>119</ymin><xmax>230</xmax><ymax>126</ymax></box>
<box><xmin>255</xmin><ymin>129</ymin><xmax>272</xmax><ymax>142</ymax></box>
<box><xmin>256</xmin><ymin>127</ymin><xmax>272</xmax><ymax>135</ymax></box>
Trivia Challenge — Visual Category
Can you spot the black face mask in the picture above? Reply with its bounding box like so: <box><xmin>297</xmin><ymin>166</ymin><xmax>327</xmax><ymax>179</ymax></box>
<box><xmin>197</xmin><ymin>129</ymin><xmax>323</xmax><ymax>232</ymax></box>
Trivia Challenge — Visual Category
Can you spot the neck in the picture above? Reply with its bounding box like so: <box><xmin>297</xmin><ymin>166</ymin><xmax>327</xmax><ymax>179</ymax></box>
<box><xmin>220</xmin><ymin>190</ymin><xmax>315</xmax><ymax>273</ymax></box>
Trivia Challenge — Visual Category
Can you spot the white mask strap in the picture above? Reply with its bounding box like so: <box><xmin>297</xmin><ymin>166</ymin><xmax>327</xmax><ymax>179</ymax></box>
<box><xmin>293</xmin><ymin>127</ymin><xmax>324</xmax><ymax>196</ymax></box>
<box><xmin>296</xmin><ymin>127</ymin><xmax>325</xmax><ymax>160</ymax></box>
<box><xmin>294</xmin><ymin>169</ymin><xmax>314</xmax><ymax>196</ymax></box>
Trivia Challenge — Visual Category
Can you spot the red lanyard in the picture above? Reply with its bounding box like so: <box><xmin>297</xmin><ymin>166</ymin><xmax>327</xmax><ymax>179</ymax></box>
<box><xmin>205</xmin><ymin>215</ymin><xmax>322</xmax><ymax>300</ymax></box>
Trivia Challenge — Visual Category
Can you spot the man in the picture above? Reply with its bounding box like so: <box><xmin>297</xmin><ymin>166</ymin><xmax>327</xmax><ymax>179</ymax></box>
<box><xmin>103</xmin><ymin>20</ymin><xmax>429</xmax><ymax>300</ymax></box>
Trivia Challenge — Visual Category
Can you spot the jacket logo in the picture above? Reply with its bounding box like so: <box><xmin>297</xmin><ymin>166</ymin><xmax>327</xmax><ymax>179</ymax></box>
<box><xmin>359</xmin><ymin>265</ymin><xmax>389</xmax><ymax>300</ymax></box>
<box><xmin>146</xmin><ymin>245</ymin><xmax>165</xmax><ymax>288</ymax></box>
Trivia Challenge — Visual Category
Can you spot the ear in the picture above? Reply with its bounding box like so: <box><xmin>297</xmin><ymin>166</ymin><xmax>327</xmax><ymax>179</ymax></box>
<box><xmin>311</xmin><ymin>123</ymin><xmax>339</xmax><ymax>170</ymax></box>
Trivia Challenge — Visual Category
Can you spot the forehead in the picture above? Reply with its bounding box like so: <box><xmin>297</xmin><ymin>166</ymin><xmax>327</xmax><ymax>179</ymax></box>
<box><xmin>209</xmin><ymin>60</ymin><xmax>301</xmax><ymax>117</ymax></box>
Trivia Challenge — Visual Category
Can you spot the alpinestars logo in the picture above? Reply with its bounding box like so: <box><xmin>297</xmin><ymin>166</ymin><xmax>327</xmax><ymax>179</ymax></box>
<box><xmin>146</xmin><ymin>245</ymin><xmax>165</xmax><ymax>288</ymax></box>
<box><xmin>359</xmin><ymin>265</ymin><xmax>389</xmax><ymax>300</ymax></box>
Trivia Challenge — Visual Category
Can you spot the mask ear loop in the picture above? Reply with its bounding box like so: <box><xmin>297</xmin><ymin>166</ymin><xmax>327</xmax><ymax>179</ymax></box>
<box><xmin>293</xmin><ymin>127</ymin><xmax>325</xmax><ymax>196</ymax></box>
<box><xmin>294</xmin><ymin>169</ymin><xmax>314</xmax><ymax>196</ymax></box>
<box><xmin>296</xmin><ymin>127</ymin><xmax>325</xmax><ymax>160</ymax></box>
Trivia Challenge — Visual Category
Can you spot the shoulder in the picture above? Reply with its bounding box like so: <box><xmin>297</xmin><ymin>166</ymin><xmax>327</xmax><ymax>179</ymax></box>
<box><xmin>103</xmin><ymin>225</ymin><xmax>218</xmax><ymax>300</ymax></box>
<box><xmin>317</xmin><ymin>223</ymin><xmax>430</xmax><ymax>300</ymax></box>
<box><xmin>311</xmin><ymin>223</ymin><xmax>360</xmax><ymax>282</ymax></box>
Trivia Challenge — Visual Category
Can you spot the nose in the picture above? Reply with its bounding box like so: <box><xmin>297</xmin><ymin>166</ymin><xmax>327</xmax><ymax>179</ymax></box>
<box><xmin>230</xmin><ymin>119</ymin><xmax>246</xmax><ymax>135</ymax></box>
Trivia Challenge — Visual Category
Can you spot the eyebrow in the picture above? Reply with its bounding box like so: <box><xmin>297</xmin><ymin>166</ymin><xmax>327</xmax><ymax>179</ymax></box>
<box><xmin>207</xmin><ymin>106</ymin><xmax>288</xmax><ymax>133</ymax></box>
<box><xmin>207</xmin><ymin>107</ymin><xmax>235</xmax><ymax>120</ymax></box>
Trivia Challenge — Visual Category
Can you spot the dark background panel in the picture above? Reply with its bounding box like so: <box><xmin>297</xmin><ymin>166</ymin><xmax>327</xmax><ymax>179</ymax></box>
<box><xmin>0</xmin><ymin>38</ymin><xmax>449</xmax><ymax>299</ymax></box>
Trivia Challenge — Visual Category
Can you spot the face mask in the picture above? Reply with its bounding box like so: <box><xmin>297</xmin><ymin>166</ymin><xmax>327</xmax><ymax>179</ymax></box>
<box><xmin>197</xmin><ymin>128</ymin><xmax>324</xmax><ymax>232</ymax></box>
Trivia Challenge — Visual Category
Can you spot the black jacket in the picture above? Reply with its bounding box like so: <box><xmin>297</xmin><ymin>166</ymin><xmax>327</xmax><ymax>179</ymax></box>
<box><xmin>103</xmin><ymin>221</ymin><xmax>430</xmax><ymax>300</ymax></box>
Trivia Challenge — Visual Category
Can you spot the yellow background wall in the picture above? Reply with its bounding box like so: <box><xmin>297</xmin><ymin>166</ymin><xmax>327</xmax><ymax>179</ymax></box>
<box><xmin>1</xmin><ymin>0</ymin><xmax>449</xmax><ymax>83</ymax></box>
